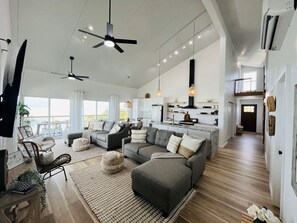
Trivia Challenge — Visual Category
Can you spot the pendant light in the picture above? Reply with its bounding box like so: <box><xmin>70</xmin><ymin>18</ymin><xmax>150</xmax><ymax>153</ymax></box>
<box><xmin>188</xmin><ymin>21</ymin><xmax>197</xmax><ymax>97</ymax></box>
<box><xmin>156</xmin><ymin>48</ymin><xmax>162</xmax><ymax>97</ymax></box>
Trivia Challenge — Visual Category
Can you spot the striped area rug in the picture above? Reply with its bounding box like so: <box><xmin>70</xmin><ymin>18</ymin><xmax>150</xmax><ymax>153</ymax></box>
<box><xmin>70</xmin><ymin>158</ymin><xmax>196</xmax><ymax>223</ymax></box>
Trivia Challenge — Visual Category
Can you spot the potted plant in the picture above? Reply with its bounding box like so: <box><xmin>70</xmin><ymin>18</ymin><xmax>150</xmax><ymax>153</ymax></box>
<box><xmin>0</xmin><ymin>169</ymin><xmax>47</xmax><ymax>211</ymax></box>
<box><xmin>18</xmin><ymin>102</ymin><xmax>30</xmax><ymax>126</ymax></box>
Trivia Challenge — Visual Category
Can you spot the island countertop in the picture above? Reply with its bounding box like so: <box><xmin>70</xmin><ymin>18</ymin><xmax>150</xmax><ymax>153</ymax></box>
<box><xmin>154</xmin><ymin>121</ymin><xmax>219</xmax><ymax>132</ymax></box>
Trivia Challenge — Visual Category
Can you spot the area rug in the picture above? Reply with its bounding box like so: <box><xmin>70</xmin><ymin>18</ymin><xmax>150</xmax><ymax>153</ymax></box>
<box><xmin>70</xmin><ymin>158</ymin><xmax>196</xmax><ymax>223</ymax></box>
<box><xmin>52</xmin><ymin>142</ymin><xmax>107</xmax><ymax>165</ymax></box>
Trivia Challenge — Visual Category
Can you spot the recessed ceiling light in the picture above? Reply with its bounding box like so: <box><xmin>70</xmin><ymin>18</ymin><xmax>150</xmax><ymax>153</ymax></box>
<box><xmin>169</xmin><ymin>54</ymin><xmax>172</xmax><ymax>58</ymax></box>
<box><xmin>189</xmin><ymin>40</ymin><xmax>193</xmax><ymax>45</ymax></box>
<box><xmin>198</xmin><ymin>35</ymin><xmax>201</xmax><ymax>39</ymax></box>
<box><xmin>88</xmin><ymin>25</ymin><xmax>93</xmax><ymax>31</ymax></box>
<box><xmin>174</xmin><ymin>50</ymin><xmax>179</xmax><ymax>55</ymax></box>
<box><xmin>157</xmin><ymin>63</ymin><xmax>160</xmax><ymax>67</ymax></box>
<box><xmin>182</xmin><ymin>46</ymin><xmax>186</xmax><ymax>49</ymax></box>
<box><xmin>163</xmin><ymin>58</ymin><xmax>167</xmax><ymax>63</ymax></box>
<box><xmin>83</xmin><ymin>35</ymin><xmax>87</xmax><ymax>39</ymax></box>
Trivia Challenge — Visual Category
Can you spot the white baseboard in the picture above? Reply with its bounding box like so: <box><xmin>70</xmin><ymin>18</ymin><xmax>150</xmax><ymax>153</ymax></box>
<box><xmin>219</xmin><ymin>141</ymin><xmax>228</xmax><ymax>148</ymax></box>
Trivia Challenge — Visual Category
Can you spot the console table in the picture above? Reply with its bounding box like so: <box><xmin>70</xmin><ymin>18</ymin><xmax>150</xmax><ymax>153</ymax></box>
<box><xmin>0</xmin><ymin>160</ymin><xmax>40</xmax><ymax>223</ymax></box>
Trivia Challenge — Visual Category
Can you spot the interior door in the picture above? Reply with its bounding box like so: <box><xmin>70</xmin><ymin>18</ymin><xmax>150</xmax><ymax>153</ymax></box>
<box><xmin>241</xmin><ymin>104</ymin><xmax>257</xmax><ymax>132</ymax></box>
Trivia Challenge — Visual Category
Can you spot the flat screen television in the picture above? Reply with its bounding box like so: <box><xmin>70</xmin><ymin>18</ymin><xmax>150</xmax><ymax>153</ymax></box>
<box><xmin>0</xmin><ymin>40</ymin><xmax>27</xmax><ymax>137</ymax></box>
<box><xmin>0</xmin><ymin>40</ymin><xmax>27</xmax><ymax>192</ymax></box>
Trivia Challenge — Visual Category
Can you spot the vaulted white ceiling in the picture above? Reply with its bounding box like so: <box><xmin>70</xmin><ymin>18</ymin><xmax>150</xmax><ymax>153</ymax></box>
<box><xmin>9</xmin><ymin>0</ymin><xmax>219</xmax><ymax>89</ymax></box>
<box><xmin>216</xmin><ymin>0</ymin><xmax>265</xmax><ymax>66</ymax></box>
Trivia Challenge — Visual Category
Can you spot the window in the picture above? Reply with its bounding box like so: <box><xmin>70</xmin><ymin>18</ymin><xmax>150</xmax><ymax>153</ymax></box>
<box><xmin>24</xmin><ymin>97</ymin><xmax>49</xmax><ymax>135</ymax></box>
<box><xmin>24</xmin><ymin>96</ymin><xmax>70</xmax><ymax>137</ymax></box>
<box><xmin>119</xmin><ymin>102</ymin><xmax>128</xmax><ymax>120</ymax></box>
<box><xmin>50</xmin><ymin>98</ymin><xmax>70</xmax><ymax>136</ymax></box>
<box><xmin>97</xmin><ymin>101</ymin><xmax>109</xmax><ymax>120</ymax></box>
<box><xmin>243</xmin><ymin>106</ymin><xmax>255</xmax><ymax>113</ymax></box>
<box><xmin>243</xmin><ymin>72</ymin><xmax>257</xmax><ymax>91</ymax></box>
<box><xmin>83</xmin><ymin>100</ymin><xmax>109</xmax><ymax>127</ymax></box>
<box><xmin>83</xmin><ymin>100</ymin><xmax>96</xmax><ymax>127</ymax></box>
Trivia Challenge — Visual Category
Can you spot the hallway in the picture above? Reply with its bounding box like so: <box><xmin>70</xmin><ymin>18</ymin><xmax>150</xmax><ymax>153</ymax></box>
<box><xmin>178</xmin><ymin>133</ymin><xmax>280</xmax><ymax>222</ymax></box>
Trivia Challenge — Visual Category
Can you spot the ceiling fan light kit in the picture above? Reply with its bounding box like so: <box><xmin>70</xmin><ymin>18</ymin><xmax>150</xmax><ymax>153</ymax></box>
<box><xmin>78</xmin><ymin>0</ymin><xmax>137</xmax><ymax>53</ymax></box>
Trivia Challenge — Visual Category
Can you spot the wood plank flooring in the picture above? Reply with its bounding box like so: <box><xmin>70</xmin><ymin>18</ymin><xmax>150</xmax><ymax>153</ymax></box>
<box><xmin>41</xmin><ymin>132</ymin><xmax>279</xmax><ymax>223</ymax></box>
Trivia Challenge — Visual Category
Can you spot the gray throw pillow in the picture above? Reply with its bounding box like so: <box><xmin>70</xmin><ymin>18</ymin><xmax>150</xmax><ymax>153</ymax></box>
<box><xmin>103</xmin><ymin>121</ymin><xmax>114</xmax><ymax>132</ymax></box>
<box><xmin>143</xmin><ymin>127</ymin><xmax>158</xmax><ymax>144</ymax></box>
<box><xmin>154</xmin><ymin>130</ymin><xmax>175</xmax><ymax>148</ymax></box>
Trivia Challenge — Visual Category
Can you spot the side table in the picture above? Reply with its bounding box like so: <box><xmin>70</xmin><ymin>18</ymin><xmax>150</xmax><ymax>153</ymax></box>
<box><xmin>0</xmin><ymin>159</ymin><xmax>40</xmax><ymax>223</ymax></box>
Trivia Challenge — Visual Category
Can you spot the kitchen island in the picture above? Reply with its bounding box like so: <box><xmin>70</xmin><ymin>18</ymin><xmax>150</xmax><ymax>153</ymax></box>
<box><xmin>151</xmin><ymin>122</ymin><xmax>219</xmax><ymax>159</ymax></box>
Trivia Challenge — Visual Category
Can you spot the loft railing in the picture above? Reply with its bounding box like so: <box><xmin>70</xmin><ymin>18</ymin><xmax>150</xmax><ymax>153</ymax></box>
<box><xmin>234</xmin><ymin>78</ymin><xmax>263</xmax><ymax>96</ymax></box>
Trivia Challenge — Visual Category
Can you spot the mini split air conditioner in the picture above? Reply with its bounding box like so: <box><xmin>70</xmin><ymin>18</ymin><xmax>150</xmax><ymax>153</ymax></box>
<box><xmin>261</xmin><ymin>0</ymin><xmax>296</xmax><ymax>51</ymax></box>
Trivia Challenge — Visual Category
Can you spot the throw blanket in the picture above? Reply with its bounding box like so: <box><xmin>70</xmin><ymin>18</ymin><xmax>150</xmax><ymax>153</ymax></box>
<box><xmin>151</xmin><ymin>152</ymin><xmax>185</xmax><ymax>160</ymax></box>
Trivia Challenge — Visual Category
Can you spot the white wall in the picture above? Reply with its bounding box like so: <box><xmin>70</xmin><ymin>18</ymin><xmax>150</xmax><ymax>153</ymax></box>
<box><xmin>237</xmin><ymin>97</ymin><xmax>263</xmax><ymax>133</ymax></box>
<box><xmin>138</xmin><ymin>40</ymin><xmax>220</xmax><ymax>103</ymax></box>
<box><xmin>21</xmin><ymin>69</ymin><xmax>138</xmax><ymax>102</ymax></box>
<box><xmin>264</xmin><ymin>2</ymin><xmax>297</xmax><ymax>220</ymax></box>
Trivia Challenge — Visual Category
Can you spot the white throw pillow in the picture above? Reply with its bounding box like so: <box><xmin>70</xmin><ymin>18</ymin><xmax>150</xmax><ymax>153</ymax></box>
<box><xmin>178</xmin><ymin>134</ymin><xmax>204</xmax><ymax>158</ymax></box>
<box><xmin>109</xmin><ymin>124</ymin><xmax>121</xmax><ymax>134</ymax></box>
<box><xmin>131</xmin><ymin>129</ymin><xmax>147</xmax><ymax>143</ymax></box>
<box><xmin>166</xmin><ymin>135</ymin><xmax>182</xmax><ymax>153</ymax></box>
<box><xmin>39</xmin><ymin>151</ymin><xmax>54</xmax><ymax>165</ymax></box>
<box><xmin>88</xmin><ymin>119</ymin><xmax>97</xmax><ymax>130</ymax></box>
<box><xmin>93</xmin><ymin>120</ymin><xmax>104</xmax><ymax>131</ymax></box>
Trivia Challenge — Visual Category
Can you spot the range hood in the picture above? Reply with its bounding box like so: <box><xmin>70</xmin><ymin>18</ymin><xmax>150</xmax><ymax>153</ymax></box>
<box><xmin>183</xmin><ymin>59</ymin><xmax>197</xmax><ymax>109</ymax></box>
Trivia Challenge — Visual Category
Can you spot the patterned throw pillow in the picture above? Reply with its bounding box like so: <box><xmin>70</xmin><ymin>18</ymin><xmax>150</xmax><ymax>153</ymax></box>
<box><xmin>166</xmin><ymin>135</ymin><xmax>182</xmax><ymax>153</ymax></box>
<box><xmin>178</xmin><ymin>134</ymin><xmax>203</xmax><ymax>159</ymax></box>
<box><xmin>93</xmin><ymin>120</ymin><xmax>104</xmax><ymax>131</ymax></box>
<box><xmin>131</xmin><ymin>129</ymin><xmax>147</xmax><ymax>143</ymax></box>
<box><xmin>109</xmin><ymin>124</ymin><xmax>121</xmax><ymax>134</ymax></box>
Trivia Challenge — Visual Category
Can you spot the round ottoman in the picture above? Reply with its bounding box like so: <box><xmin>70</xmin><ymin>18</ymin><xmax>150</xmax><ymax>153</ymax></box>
<box><xmin>101</xmin><ymin>151</ymin><xmax>125</xmax><ymax>174</ymax></box>
<box><xmin>72</xmin><ymin>138</ymin><xmax>90</xmax><ymax>152</ymax></box>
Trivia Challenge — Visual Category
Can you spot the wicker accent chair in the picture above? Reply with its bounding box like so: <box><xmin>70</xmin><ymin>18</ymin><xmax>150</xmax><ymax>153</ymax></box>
<box><xmin>21</xmin><ymin>141</ymin><xmax>71</xmax><ymax>181</ymax></box>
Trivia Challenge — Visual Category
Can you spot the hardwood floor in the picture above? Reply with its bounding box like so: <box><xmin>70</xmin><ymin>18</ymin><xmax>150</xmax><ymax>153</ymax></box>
<box><xmin>41</xmin><ymin>133</ymin><xmax>279</xmax><ymax>223</ymax></box>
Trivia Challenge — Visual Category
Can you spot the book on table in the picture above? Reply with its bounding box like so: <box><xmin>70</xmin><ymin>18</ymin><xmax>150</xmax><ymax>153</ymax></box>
<box><xmin>11</xmin><ymin>181</ymin><xmax>37</xmax><ymax>195</ymax></box>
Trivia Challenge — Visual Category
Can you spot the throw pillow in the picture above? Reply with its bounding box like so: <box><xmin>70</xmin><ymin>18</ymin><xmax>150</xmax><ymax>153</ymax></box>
<box><xmin>166</xmin><ymin>135</ymin><xmax>182</xmax><ymax>153</ymax></box>
<box><xmin>93</xmin><ymin>120</ymin><xmax>104</xmax><ymax>131</ymax></box>
<box><xmin>131</xmin><ymin>129</ymin><xmax>147</xmax><ymax>143</ymax></box>
<box><xmin>178</xmin><ymin>134</ymin><xmax>203</xmax><ymax>158</ymax></box>
<box><xmin>39</xmin><ymin>151</ymin><xmax>54</xmax><ymax>165</ymax></box>
<box><xmin>88</xmin><ymin>119</ymin><xmax>96</xmax><ymax>130</ymax></box>
<box><xmin>109</xmin><ymin>124</ymin><xmax>121</xmax><ymax>134</ymax></box>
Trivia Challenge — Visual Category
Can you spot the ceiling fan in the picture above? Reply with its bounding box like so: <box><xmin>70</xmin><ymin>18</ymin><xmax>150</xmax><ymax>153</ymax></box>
<box><xmin>78</xmin><ymin>0</ymin><xmax>137</xmax><ymax>53</ymax></box>
<box><xmin>52</xmin><ymin>56</ymin><xmax>89</xmax><ymax>81</ymax></box>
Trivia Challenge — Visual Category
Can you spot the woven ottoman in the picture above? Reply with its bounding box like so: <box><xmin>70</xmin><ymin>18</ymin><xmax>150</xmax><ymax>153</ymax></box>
<box><xmin>72</xmin><ymin>138</ymin><xmax>90</xmax><ymax>152</ymax></box>
<box><xmin>101</xmin><ymin>151</ymin><xmax>125</xmax><ymax>174</ymax></box>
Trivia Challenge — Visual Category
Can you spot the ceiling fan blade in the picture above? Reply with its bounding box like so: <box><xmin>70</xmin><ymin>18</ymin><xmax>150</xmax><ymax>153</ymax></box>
<box><xmin>75</xmin><ymin>77</ymin><xmax>84</xmax><ymax>81</ymax></box>
<box><xmin>93</xmin><ymin>42</ymin><xmax>105</xmax><ymax>48</ymax></box>
<box><xmin>107</xmin><ymin>22</ymin><xmax>113</xmax><ymax>37</ymax></box>
<box><xmin>78</xmin><ymin>29</ymin><xmax>105</xmax><ymax>40</ymax></box>
<box><xmin>114</xmin><ymin>38</ymin><xmax>137</xmax><ymax>44</ymax></box>
<box><xmin>114</xmin><ymin>43</ymin><xmax>124</xmax><ymax>53</ymax></box>
<box><xmin>51</xmin><ymin>72</ymin><xmax>65</xmax><ymax>76</ymax></box>
<box><xmin>76</xmin><ymin>75</ymin><xmax>89</xmax><ymax>78</ymax></box>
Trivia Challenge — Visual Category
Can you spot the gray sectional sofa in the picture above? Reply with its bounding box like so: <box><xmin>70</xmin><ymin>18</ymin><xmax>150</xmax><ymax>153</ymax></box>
<box><xmin>122</xmin><ymin>127</ymin><xmax>209</xmax><ymax>217</ymax></box>
<box><xmin>63</xmin><ymin>121</ymin><xmax>129</xmax><ymax>150</ymax></box>
<box><xmin>90</xmin><ymin>121</ymin><xmax>129</xmax><ymax>150</ymax></box>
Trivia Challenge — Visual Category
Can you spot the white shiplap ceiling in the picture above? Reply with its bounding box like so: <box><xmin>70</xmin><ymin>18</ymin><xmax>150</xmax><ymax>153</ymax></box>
<box><xmin>9</xmin><ymin>0</ymin><xmax>219</xmax><ymax>89</ymax></box>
